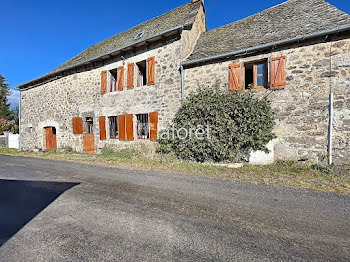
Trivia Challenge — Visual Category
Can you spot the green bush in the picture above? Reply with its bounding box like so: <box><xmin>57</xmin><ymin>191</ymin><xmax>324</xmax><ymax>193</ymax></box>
<box><xmin>157</xmin><ymin>86</ymin><xmax>276</xmax><ymax>162</ymax></box>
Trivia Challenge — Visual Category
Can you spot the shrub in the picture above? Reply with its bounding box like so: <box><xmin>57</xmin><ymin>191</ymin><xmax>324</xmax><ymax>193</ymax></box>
<box><xmin>157</xmin><ymin>86</ymin><xmax>276</xmax><ymax>162</ymax></box>
<box><xmin>0</xmin><ymin>118</ymin><xmax>19</xmax><ymax>135</ymax></box>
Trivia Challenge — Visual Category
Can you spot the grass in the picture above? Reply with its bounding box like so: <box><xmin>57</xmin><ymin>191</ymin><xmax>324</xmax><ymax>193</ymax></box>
<box><xmin>0</xmin><ymin>147</ymin><xmax>349</xmax><ymax>195</ymax></box>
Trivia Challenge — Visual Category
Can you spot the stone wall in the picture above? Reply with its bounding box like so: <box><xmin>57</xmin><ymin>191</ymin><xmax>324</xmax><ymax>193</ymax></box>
<box><xmin>183</xmin><ymin>37</ymin><xmax>350</xmax><ymax>164</ymax></box>
<box><xmin>0</xmin><ymin>135</ymin><xmax>6</xmax><ymax>148</ymax></box>
<box><xmin>20</xmin><ymin>8</ymin><xmax>205</xmax><ymax>153</ymax></box>
<box><xmin>21</xmin><ymin>38</ymin><xmax>182</xmax><ymax>152</ymax></box>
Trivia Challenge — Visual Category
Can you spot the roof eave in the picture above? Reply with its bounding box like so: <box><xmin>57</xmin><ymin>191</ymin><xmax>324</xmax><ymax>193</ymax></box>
<box><xmin>183</xmin><ymin>23</ymin><xmax>350</xmax><ymax>67</ymax></box>
<box><xmin>17</xmin><ymin>25</ymin><xmax>184</xmax><ymax>90</ymax></box>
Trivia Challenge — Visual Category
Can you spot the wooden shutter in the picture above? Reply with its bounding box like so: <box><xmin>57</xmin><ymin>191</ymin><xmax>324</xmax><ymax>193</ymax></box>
<box><xmin>147</xmin><ymin>56</ymin><xmax>155</xmax><ymax>85</ymax></box>
<box><xmin>118</xmin><ymin>115</ymin><xmax>126</xmax><ymax>141</ymax></box>
<box><xmin>117</xmin><ymin>66</ymin><xmax>124</xmax><ymax>91</ymax></box>
<box><xmin>127</xmin><ymin>63</ymin><xmax>134</xmax><ymax>89</ymax></box>
<box><xmin>229</xmin><ymin>63</ymin><xmax>242</xmax><ymax>91</ymax></box>
<box><xmin>270</xmin><ymin>56</ymin><xmax>286</xmax><ymax>90</ymax></box>
<box><xmin>126</xmin><ymin>114</ymin><xmax>134</xmax><ymax>141</ymax></box>
<box><xmin>101</xmin><ymin>71</ymin><xmax>107</xmax><ymax>94</ymax></box>
<box><xmin>99</xmin><ymin>116</ymin><xmax>106</xmax><ymax>141</ymax></box>
<box><xmin>72</xmin><ymin>117</ymin><xmax>83</xmax><ymax>134</ymax></box>
<box><xmin>149</xmin><ymin>112</ymin><xmax>158</xmax><ymax>142</ymax></box>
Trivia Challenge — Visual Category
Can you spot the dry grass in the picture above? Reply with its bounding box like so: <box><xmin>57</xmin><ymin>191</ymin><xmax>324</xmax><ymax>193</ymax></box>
<box><xmin>1</xmin><ymin>148</ymin><xmax>349</xmax><ymax>195</ymax></box>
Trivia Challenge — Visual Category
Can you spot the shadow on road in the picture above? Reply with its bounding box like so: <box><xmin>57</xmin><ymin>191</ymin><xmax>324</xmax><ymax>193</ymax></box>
<box><xmin>0</xmin><ymin>179</ymin><xmax>79</xmax><ymax>247</ymax></box>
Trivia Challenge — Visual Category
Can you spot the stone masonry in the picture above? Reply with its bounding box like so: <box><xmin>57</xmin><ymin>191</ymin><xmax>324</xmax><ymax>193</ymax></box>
<box><xmin>20</xmin><ymin>4</ymin><xmax>206</xmax><ymax>152</ymax></box>
<box><xmin>183</xmin><ymin>37</ymin><xmax>350</xmax><ymax>164</ymax></box>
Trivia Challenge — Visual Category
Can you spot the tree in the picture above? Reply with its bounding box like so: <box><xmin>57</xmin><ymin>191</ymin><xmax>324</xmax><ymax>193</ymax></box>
<box><xmin>0</xmin><ymin>74</ymin><xmax>13</xmax><ymax>120</ymax></box>
<box><xmin>12</xmin><ymin>106</ymin><xmax>19</xmax><ymax>125</ymax></box>
<box><xmin>157</xmin><ymin>85</ymin><xmax>276</xmax><ymax>163</ymax></box>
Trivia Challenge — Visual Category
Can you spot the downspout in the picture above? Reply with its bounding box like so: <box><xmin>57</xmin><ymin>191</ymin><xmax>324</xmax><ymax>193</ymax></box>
<box><xmin>180</xmin><ymin>64</ymin><xmax>184</xmax><ymax>102</ymax></box>
<box><xmin>328</xmin><ymin>43</ymin><xmax>333</xmax><ymax>165</ymax></box>
<box><xmin>328</xmin><ymin>92</ymin><xmax>333</xmax><ymax>165</ymax></box>
<box><xmin>18</xmin><ymin>90</ymin><xmax>22</xmax><ymax>151</ymax></box>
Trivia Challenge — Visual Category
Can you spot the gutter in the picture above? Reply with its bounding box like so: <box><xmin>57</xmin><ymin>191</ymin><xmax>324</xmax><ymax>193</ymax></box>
<box><xmin>182</xmin><ymin>24</ymin><xmax>350</xmax><ymax>67</ymax></box>
<box><xmin>16</xmin><ymin>25</ymin><xmax>185</xmax><ymax>90</ymax></box>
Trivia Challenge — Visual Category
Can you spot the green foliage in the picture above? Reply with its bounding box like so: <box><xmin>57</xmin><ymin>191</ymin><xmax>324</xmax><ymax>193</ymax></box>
<box><xmin>0</xmin><ymin>118</ymin><xmax>19</xmax><ymax>135</ymax></box>
<box><xmin>311</xmin><ymin>164</ymin><xmax>332</xmax><ymax>174</ymax></box>
<box><xmin>157</xmin><ymin>85</ymin><xmax>276</xmax><ymax>162</ymax></box>
<box><xmin>0</xmin><ymin>74</ymin><xmax>13</xmax><ymax>120</ymax></box>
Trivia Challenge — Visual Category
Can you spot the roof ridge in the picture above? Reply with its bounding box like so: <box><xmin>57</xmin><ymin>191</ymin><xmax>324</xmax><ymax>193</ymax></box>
<box><xmin>202</xmin><ymin>0</ymin><xmax>335</xmax><ymax>36</ymax></box>
<box><xmin>186</xmin><ymin>0</ymin><xmax>350</xmax><ymax>62</ymax></box>
<box><xmin>105</xmin><ymin>2</ymin><xmax>192</xmax><ymax>41</ymax></box>
<box><xmin>57</xmin><ymin>2</ymin><xmax>193</xmax><ymax>66</ymax></box>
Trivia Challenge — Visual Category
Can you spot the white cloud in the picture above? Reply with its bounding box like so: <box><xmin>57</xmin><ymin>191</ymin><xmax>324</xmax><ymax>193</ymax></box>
<box><xmin>7</xmin><ymin>90</ymin><xmax>20</xmax><ymax>109</ymax></box>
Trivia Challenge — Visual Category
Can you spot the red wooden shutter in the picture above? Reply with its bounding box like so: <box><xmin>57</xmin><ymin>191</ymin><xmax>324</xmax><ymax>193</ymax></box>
<box><xmin>126</xmin><ymin>114</ymin><xmax>134</xmax><ymax>141</ymax></box>
<box><xmin>149</xmin><ymin>112</ymin><xmax>158</xmax><ymax>142</ymax></box>
<box><xmin>72</xmin><ymin>117</ymin><xmax>83</xmax><ymax>134</ymax></box>
<box><xmin>127</xmin><ymin>63</ymin><xmax>134</xmax><ymax>89</ymax></box>
<box><xmin>117</xmin><ymin>66</ymin><xmax>124</xmax><ymax>91</ymax></box>
<box><xmin>118</xmin><ymin>115</ymin><xmax>126</xmax><ymax>141</ymax></box>
<box><xmin>101</xmin><ymin>71</ymin><xmax>107</xmax><ymax>94</ymax></box>
<box><xmin>270</xmin><ymin>56</ymin><xmax>286</xmax><ymax>90</ymax></box>
<box><xmin>229</xmin><ymin>63</ymin><xmax>242</xmax><ymax>91</ymax></box>
<box><xmin>147</xmin><ymin>56</ymin><xmax>155</xmax><ymax>85</ymax></box>
<box><xmin>99</xmin><ymin>116</ymin><xmax>106</xmax><ymax>141</ymax></box>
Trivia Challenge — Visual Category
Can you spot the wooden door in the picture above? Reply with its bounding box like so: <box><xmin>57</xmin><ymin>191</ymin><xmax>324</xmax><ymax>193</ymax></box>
<box><xmin>83</xmin><ymin>133</ymin><xmax>94</xmax><ymax>154</ymax></box>
<box><xmin>45</xmin><ymin>127</ymin><xmax>57</xmax><ymax>151</ymax></box>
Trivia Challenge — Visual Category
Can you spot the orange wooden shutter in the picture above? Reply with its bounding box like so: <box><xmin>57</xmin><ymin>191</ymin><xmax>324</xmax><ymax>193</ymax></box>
<box><xmin>99</xmin><ymin>116</ymin><xmax>106</xmax><ymax>140</ymax></box>
<box><xmin>118</xmin><ymin>115</ymin><xmax>126</xmax><ymax>141</ymax></box>
<box><xmin>126</xmin><ymin>114</ymin><xmax>134</xmax><ymax>141</ymax></box>
<box><xmin>127</xmin><ymin>63</ymin><xmax>134</xmax><ymax>89</ymax></box>
<box><xmin>147</xmin><ymin>56</ymin><xmax>155</xmax><ymax>85</ymax></box>
<box><xmin>149</xmin><ymin>112</ymin><xmax>158</xmax><ymax>142</ymax></box>
<box><xmin>101</xmin><ymin>71</ymin><xmax>107</xmax><ymax>94</ymax></box>
<box><xmin>117</xmin><ymin>66</ymin><xmax>124</xmax><ymax>91</ymax></box>
<box><xmin>270</xmin><ymin>56</ymin><xmax>286</xmax><ymax>90</ymax></box>
<box><xmin>229</xmin><ymin>63</ymin><xmax>242</xmax><ymax>91</ymax></box>
<box><xmin>72</xmin><ymin>117</ymin><xmax>83</xmax><ymax>134</ymax></box>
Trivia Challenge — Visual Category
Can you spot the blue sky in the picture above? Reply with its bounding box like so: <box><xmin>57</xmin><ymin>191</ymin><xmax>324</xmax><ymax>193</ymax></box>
<box><xmin>1</xmin><ymin>0</ymin><xmax>349</xmax><ymax>108</ymax></box>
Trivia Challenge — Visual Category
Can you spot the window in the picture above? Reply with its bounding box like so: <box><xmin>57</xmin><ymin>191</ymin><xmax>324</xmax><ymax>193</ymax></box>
<box><xmin>244</xmin><ymin>60</ymin><xmax>267</xmax><ymax>91</ymax></box>
<box><xmin>229</xmin><ymin>56</ymin><xmax>286</xmax><ymax>92</ymax></box>
<box><xmin>85</xmin><ymin>117</ymin><xmax>93</xmax><ymax>134</ymax></box>
<box><xmin>109</xmin><ymin>69</ymin><xmax>118</xmax><ymax>92</ymax></box>
<box><xmin>134</xmin><ymin>31</ymin><xmax>145</xmax><ymax>40</ymax></box>
<box><xmin>137</xmin><ymin>114</ymin><xmax>149</xmax><ymax>139</ymax></box>
<box><xmin>109</xmin><ymin>116</ymin><xmax>118</xmax><ymax>139</ymax></box>
<box><xmin>136</xmin><ymin>60</ymin><xmax>147</xmax><ymax>87</ymax></box>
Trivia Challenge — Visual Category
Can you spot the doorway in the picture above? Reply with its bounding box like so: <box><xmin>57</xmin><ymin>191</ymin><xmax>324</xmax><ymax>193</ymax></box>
<box><xmin>45</xmin><ymin>127</ymin><xmax>57</xmax><ymax>151</ymax></box>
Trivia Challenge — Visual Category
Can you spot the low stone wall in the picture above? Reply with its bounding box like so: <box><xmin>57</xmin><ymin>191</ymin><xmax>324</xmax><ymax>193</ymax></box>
<box><xmin>0</xmin><ymin>135</ymin><xmax>7</xmax><ymax>148</ymax></box>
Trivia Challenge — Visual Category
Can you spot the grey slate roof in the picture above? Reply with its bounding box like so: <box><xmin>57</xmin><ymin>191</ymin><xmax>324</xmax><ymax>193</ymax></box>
<box><xmin>187</xmin><ymin>0</ymin><xmax>350</xmax><ymax>62</ymax></box>
<box><xmin>50</xmin><ymin>2</ymin><xmax>199</xmax><ymax>74</ymax></box>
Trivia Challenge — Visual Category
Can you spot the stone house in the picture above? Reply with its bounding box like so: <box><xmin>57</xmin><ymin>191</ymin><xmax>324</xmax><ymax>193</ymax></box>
<box><xmin>18</xmin><ymin>0</ymin><xmax>350</xmax><ymax>164</ymax></box>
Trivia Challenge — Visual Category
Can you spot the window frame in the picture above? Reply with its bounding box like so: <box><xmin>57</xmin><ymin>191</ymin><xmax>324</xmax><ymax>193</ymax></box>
<box><xmin>109</xmin><ymin>69</ymin><xmax>118</xmax><ymax>92</ymax></box>
<box><xmin>136</xmin><ymin>113</ymin><xmax>150</xmax><ymax>140</ymax></box>
<box><xmin>109</xmin><ymin>116</ymin><xmax>119</xmax><ymax>139</ymax></box>
<box><xmin>85</xmin><ymin>117</ymin><xmax>94</xmax><ymax>134</ymax></box>
<box><xmin>243</xmin><ymin>59</ymin><xmax>268</xmax><ymax>92</ymax></box>
<box><xmin>136</xmin><ymin>60</ymin><xmax>147</xmax><ymax>87</ymax></box>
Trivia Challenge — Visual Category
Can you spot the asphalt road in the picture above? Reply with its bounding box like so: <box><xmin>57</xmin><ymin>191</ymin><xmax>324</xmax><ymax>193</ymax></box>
<box><xmin>0</xmin><ymin>155</ymin><xmax>349</xmax><ymax>261</ymax></box>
